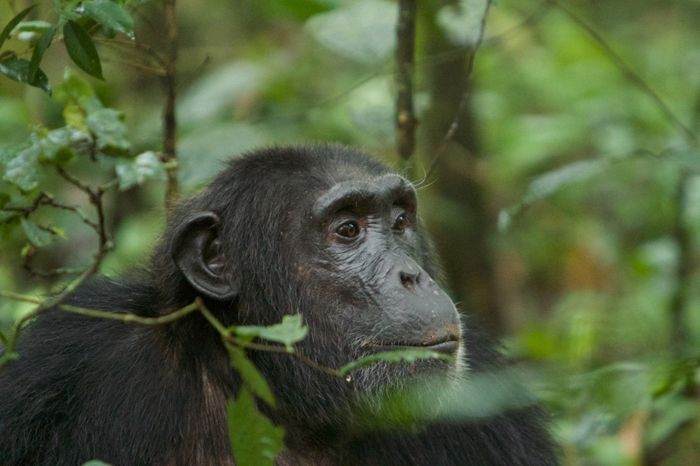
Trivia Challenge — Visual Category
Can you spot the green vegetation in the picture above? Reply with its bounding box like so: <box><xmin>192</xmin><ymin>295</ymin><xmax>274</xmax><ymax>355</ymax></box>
<box><xmin>0</xmin><ymin>1</ymin><xmax>698</xmax><ymax>464</ymax></box>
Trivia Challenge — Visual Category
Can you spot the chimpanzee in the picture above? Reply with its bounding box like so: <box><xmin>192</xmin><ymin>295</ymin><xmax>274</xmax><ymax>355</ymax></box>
<box><xmin>0</xmin><ymin>144</ymin><xmax>558</xmax><ymax>465</ymax></box>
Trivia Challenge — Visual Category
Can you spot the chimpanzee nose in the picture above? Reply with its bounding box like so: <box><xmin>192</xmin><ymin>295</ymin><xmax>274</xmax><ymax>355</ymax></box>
<box><xmin>399</xmin><ymin>269</ymin><xmax>420</xmax><ymax>291</ymax></box>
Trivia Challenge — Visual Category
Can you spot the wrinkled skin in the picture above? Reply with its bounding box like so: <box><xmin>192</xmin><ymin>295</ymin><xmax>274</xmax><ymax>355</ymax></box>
<box><xmin>0</xmin><ymin>145</ymin><xmax>558</xmax><ymax>466</ymax></box>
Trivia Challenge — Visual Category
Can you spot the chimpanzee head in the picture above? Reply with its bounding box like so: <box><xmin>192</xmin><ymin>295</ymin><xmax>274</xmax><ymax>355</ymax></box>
<box><xmin>153</xmin><ymin>145</ymin><xmax>463</xmax><ymax>428</ymax></box>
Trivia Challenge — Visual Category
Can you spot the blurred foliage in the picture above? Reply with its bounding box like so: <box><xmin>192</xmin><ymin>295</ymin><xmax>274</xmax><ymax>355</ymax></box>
<box><xmin>1</xmin><ymin>0</ymin><xmax>700</xmax><ymax>465</ymax></box>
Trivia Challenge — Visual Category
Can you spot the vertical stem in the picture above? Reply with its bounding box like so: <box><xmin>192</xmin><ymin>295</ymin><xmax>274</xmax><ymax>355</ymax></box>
<box><xmin>162</xmin><ymin>0</ymin><xmax>179</xmax><ymax>208</ymax></box>
<box><xmin>395</xmin><ymin>0</ymin><xmax>417</xmax><ymax>165</ymax></box>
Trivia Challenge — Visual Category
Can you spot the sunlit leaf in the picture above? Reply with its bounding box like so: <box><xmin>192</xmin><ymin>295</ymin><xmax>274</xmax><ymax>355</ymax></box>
<box><xmin>337</xmin><ymin>349</ymin><xmax>452</xmax><ymax>377</ymax></box>
<box><xmin>63</xmin><ymin>20</ymin><xmax>103</xmax><ymax>80</ymax></box>
<box><xmin>227</xmin><ymin>345</ymin><xmax>276</xmax><ymax>406</ymax></box>
<box><xmin>83</xmin><ymin>0</ymin><xmax>135</xmax><ymax>40</ymax></box>
<box><xmin>227</xmin><ymin>388</ymin><xmax>284</xmax><ymax>466</ymax></box>
<box><xmin>232</xmin><ymin>314</ymin><xmax>308</xmax><ymax>352</ymax></box>
<box><xmin>81</xmin><ymin>461</ymin><xmax>112</xmax><ymax>466</ymax></box>
<box><xmin>0</xmin><ymin>5</ymin><xmax>36</xmax><ymax>49</ymax></box>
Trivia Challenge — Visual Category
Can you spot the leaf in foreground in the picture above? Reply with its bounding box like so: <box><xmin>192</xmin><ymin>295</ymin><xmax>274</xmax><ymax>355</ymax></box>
<box><xmin>227</xmin><ymin>345</ymin><xmax>275</xmax><ymax>407</ymax></box>
<box><xmin>227</xmin><ymin>388</ymin><xmax>284</xmax><ymax>466</ymax></box>
<box><xmin>233</xmin><ymin>314</ymin><xmax>308</xmax><ymax>351</ymax></box>
<box><xmin>337</xmin><ymin>348</ymin><xmax>452</xmax><ymax>376</ymax></box>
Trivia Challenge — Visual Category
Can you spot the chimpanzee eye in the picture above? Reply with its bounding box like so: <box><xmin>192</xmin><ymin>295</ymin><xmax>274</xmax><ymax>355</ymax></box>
<box><xmin>393</xmin><ymin>213</ymin><xmax>410</xmax><ymax>232</ymax></box>
<box><xmin>336</xmin><ymin>221</ymin><xmax>360</xmax><ymax>238</ymax></box>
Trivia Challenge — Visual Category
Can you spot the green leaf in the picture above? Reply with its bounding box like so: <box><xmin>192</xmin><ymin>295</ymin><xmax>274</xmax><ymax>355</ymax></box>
<box><xmin>233</xmin><ymin>314</ymin><xmax>308</xmax><ymax>352</ymax></box>
<box><xmin>114</xmin><ymin>151</ymin><xmax>166</xmax><ymax>190</ymax></box>
<box><xmin>305</xmin><ymin>0</ymin><xmax>396</xmax><ymax>64</ymax></box>
<box><xmin>87</xmin><ymin>108</ymin><xmax>130</xmax><ymax>154</ymax></box>
<box><xmin>20</xmin><ymin>217</ymin><xmax>55</xmax><ymax>247</ymax></box>
<box><xmin>227</xmin><ymin>388</ymin><xmax>284</xmax><ymax>466</ymax></box>
<box><xmin>63</xmin><ymin>20</ymin><xmax>103</xmax><ymax>80</ymax></box>
<box><xmin>83</xmin><ymin>0</ymin><xmax>135</xmax><ymax>39</ymax></box>
<box><xmin>337</xmin><ymin>349</ymin><xmax>452</xmax><ymax>377</ymax></box>
<box><xmin>0</xmin><ymin>5</ymin><xmax>35</xmax><ymax>49</ymax></box>
<box><xmin>39</xmin><ymin>127</ymin><xmax>77</xmax><ymax>163</ymax></box>
<box><xmin>2</xmin><ymin>140</ymin><xmax>42</xmax><ymax>191</ymax></box>
<box><xmin>227</xmin><ymin>345</ymin><xmax>276</xmax><ymax>407</ymax></box>
<box><xmin>81</xmin><ymin>461</ymin><xmax>112</xmax><ymax>466</ymax></box>
<box><xmin>498</xmin><ymin>159</ymin><xmax>608</xmax><ymax>232</ymax></box>
<box><xmin>28</xmin><ymin>26</ymin><xmax>55</xmax><ymax>86</ymax></box>
<box><xmin>0</xmin><ymin>57</ymin><xmax>50</xmax><ymax>93</ymax></box>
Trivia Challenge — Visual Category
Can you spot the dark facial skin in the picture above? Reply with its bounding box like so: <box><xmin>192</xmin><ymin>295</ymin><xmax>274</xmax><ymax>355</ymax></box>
<box><xmin>311</xmin><ymin>173</ymin><xmax>462</xmax><ymax>356</ymax></box>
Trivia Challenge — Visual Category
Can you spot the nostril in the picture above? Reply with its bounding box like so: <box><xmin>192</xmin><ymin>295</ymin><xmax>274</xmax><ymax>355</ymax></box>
<box><xmin>400</xmin><ymin>271</ymin><xmax>418</xmax><ymax>290</ymax></box>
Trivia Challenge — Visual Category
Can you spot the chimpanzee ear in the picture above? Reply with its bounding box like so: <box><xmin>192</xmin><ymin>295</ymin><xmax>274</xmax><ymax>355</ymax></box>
<box><xmin>171</xmin><ymin>211</ymin><xmax>238</xmax><ymax>301</ymax></box>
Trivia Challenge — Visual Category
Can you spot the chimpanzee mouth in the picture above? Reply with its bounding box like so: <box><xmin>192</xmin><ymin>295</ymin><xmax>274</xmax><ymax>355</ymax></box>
<box><xmin>368</xmin><ymin>338</ymin><xmax>459</xmax><ymax>356</ymax></box>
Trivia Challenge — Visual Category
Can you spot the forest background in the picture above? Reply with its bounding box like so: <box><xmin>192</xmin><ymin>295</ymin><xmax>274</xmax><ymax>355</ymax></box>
<box><xmin>0</xmin><ymin>1</ymin><xmax>699</xmax><ymax>465</ymax></box>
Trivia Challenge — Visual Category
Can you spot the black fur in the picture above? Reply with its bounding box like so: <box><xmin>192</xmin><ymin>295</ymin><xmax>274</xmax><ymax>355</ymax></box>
<box><xmin>0</xmin><ymin>145</ymin><xmax>558</xmax><ymax>465</ymax></box>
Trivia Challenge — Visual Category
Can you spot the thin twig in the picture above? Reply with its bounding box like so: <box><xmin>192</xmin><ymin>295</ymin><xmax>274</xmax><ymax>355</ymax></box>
<box><xmin>60</xmin><ymin>301</ymin><xmax>200</xmax><ymax>325</ymax></box>
<box><xmin>198</xmin><ymin>301</ymin><xmax>341</xmax><ymax>377</ymax></box>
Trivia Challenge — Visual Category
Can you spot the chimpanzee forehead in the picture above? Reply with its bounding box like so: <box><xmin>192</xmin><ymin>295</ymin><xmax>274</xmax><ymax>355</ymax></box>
<box><xmin>311</xmin><ymin>173</ymin><xmax>416</xmax><ymax>220</ymax></box>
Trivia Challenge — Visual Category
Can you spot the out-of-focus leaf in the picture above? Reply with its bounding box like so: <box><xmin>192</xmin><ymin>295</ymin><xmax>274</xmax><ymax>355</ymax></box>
<box><xmin>39</xmin><ymin>127</ymin><xmax>77</xmax><ymax>163</ymax></box>
<box><xmin>227</xmin><ymin>345</ymin><xmax>276</xmax><ymax>406</ymax></box>
<box><xmin>305</xmin><ymin>0</ymin><xmax>396</xmax><ymax>64</ymax></box>
<box><xmin>233</xmin><ymin>315</ymin><xmax>308</xmax><ymax>352</ymax></box>
<box><xmin>436</xmin><ymin>0</ymin><xmax>489</xmax><ymax>47</ymax></box>
<box><xmin>2</xmin><ymin>141</ymin><xmax>41</xmax><ymax>191</ymax></box>
<box><xmin>178</xmin><ymin>62</ymin><xmax>267</xmax><ymax>125</ymax></box>
<box><xmin>28</xmin><ymin>26</ymin><xmax>55</xmax><ymax>86</ymax></box>
<box><xmin>227</xmin><ymin>388</ymin><xmax>284</xmax><ymax>466</ymax></box>
<box><xmin>498</xmin><ymin>159</ymin><xmax>608</xmax><ymax>231</ymax></box>
<box><xmin>179</xmin><ymin>123</ymin><xmax>266</xmax><ymax>191</ymax></box>
<box><xmin>87</xmin><ymin>108</ymin><xmax>130</xmax><ymax>154</ymax></box>
<box><xmin>523</xmin><ymin>159</ymin><xmax>607</xmax><ymax>204</ymax></box>
<box><xmin>0</xmin><ymin>57</ymin><xmax>50</xmax><ymax>93</ymax></box>
<box><xmin>0</xmin><ymin>5</ymin><xmax>35</xmax><ymax>48</ymax></box>
<box><xmin>646</xmin><ymin>396</ymin><xmax>697</xmax><ymax>448</ymax></box>
<box><xmin>357</xmin><ymin>369</ymin><xmax>535</xmax><ymax>428</ymax></box>
<box><xmin>115</xmin><ymin>151</ymin><xmax>166</xmax><ymax>190</ymax></box>
<box><xmin>11</xmin><ymin>20</ymin><xmax>52</xmax><ymax>34</ymax></box>
<box><xmin>63</xmin><ymin>20</ymin><xmax>103</xmax><ymax>80</ymax></box>
<box><xmin>83</xmin><ymin>0</ymin><xmax>135</xmax><ymax>39</ymax></box>
<box><xmin>81</xmin><ymin>461</ymin><xmax>112</xmax><ymax>466</ymax></box>
<box><xmin>337</xmin><ymin>349</ymin><xmax>452</xmax><ymax>377</ymax></box>
<box><xmin>20</xmin><ymin>217</ymin><xmax>55</xmax><ymax>247</ymax></box>
<box><xmin>55</xmin><ymin>69</ymin><xmax>101</xmax><ymax>129</ymax></box>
